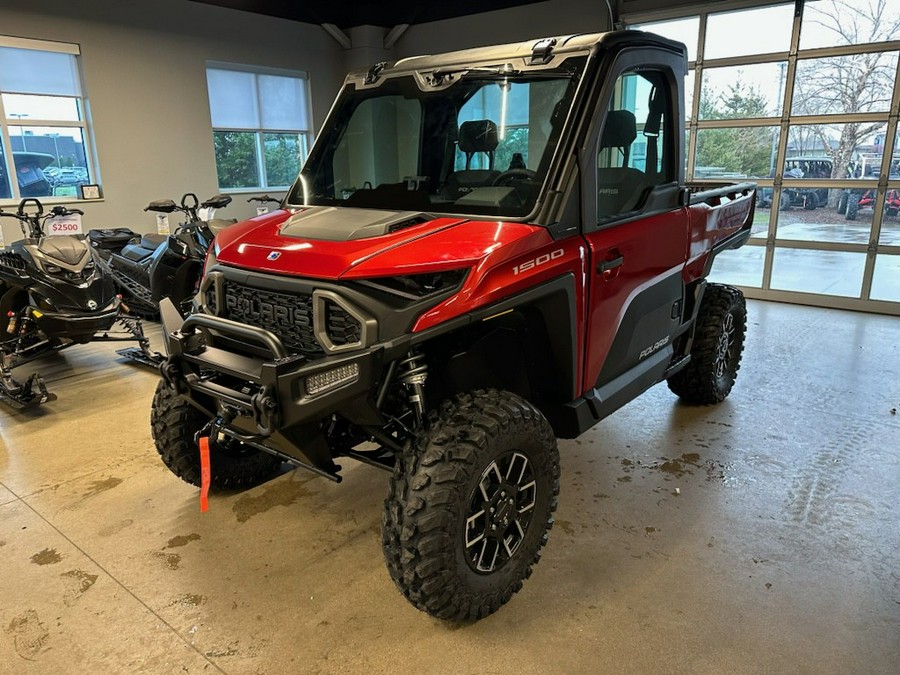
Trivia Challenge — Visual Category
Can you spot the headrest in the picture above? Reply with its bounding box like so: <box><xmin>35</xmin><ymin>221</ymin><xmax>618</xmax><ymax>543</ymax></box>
<box><xmin>600</xmin><ymin>110</ymin><xmax>637</xmax><ymax>149</ymax></box>
<box><xmin>458</xmin><ymin>120</ymin><xmax>499</xmax><ymax>154</ymax></box>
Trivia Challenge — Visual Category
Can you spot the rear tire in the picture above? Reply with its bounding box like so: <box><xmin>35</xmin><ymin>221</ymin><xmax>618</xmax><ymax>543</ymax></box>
<box><xmin>803</xmin><ymin>192</ymin><xmax>818</xmax><ymax>210</ymax></box>
<box><xmin>382</xmin><ymin>389</ymin><xmax>560</xmax><ymax>622</ymax></box>
<box><xmin>667</xmin><ymin>284</ymin><xmax>746</xmax><ymax>404</ymax></box>
<box><xmin>837</xmin><ymin>191</ymin><xmax>848</xmax><ymax>215</ymax></box>
<box><xmin>779</xmin><ymin>192</ymin><xmax>791</xmax><ymax>211</ymax></box>
<box><xmin>150</xmin><ymin>381</ymin><xmax>282</xmax><ymax>489</ymax></box>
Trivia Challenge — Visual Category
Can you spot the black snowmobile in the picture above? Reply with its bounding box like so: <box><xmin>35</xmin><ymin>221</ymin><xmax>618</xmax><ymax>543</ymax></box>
<box><xmin>88</xmin><ymin>193</ymin><xmax>235</xmax><ymax>317</ymax></box>
<box><xmin>0</xmin><ymin>198</ymin><xmax>160</xmax><ymax>409</ymax></box>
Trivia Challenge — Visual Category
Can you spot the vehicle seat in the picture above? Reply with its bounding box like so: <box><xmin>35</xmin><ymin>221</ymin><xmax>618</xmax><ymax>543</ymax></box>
<box><xmin>442</xmin><ymin>119</ymin><xmax>501</xmax><ymax>200</ymax></box>
<box><xmin>597</xmin><ymin>110</ymin><xmax>650</xmax><ymax>218</ymax></box>
<box><xmin>140</xmin><ymin>233</ymin><xmax>167</xmax><ymax>249</ymax></box>
<box><xmin>206</xmin><ymin>218</ymin><xmax>237</xmax><ymax>236</ymax></box>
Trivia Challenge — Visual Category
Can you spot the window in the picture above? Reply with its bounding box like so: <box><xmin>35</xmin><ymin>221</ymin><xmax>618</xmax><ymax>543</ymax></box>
<box><xmin>0</xmin><ymin>38</ymin><xmax>96</xmax><ymax>201</ymax></box>
<box><xmin>206</xmin><ymin>65</ymin><xmax>311</xmax><ymax>191</ymax></box>
<box><xmin>454</xmin><ymin>81</ymin><xmax>539</xmax><ymax>172</ymax></box>
<box><xmin>597</xmin><ymin>70</ymin><xmax>673</xmax><ymax>219</ymax></box>
<box><xmin>629</xmin><ymin>0</ymin><xmax>900</xmax><ymax>313</ymax></box>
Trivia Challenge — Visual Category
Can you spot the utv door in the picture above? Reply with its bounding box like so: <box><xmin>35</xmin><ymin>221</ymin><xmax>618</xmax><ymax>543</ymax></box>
<box><xmin>581</xmin><ymin>48</ymin><xmax>689</xmax><ymax>416</ymax></box>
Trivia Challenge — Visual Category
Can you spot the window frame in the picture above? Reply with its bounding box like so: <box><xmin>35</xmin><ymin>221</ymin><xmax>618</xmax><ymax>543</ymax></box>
<box><xmin>205</xmin><ymin>62</ymin><xmax>313</xmax><ymax>193</ymax></box>
<box><xmin>0</xmin><ymin>36</ymin><xmax>98</xmax><ymax>205</ymax></box>
<box><xmin>627</xmin><ymin>0</ymin><xmax>900</xmax><ymax>315</ymax></box>
<box><xmin>583</xmin><ymin>48</ymin><xmax>684</xmax><ymax>232</ymax></box>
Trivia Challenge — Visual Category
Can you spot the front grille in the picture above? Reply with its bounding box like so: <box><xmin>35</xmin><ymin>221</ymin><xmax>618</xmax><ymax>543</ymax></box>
<box><xmin>324</xmin><ymin>299</ymin><xmax>361</xmax><ymax>346</ymax></box>
<box><xmin>210</xmin><ymin>280</ymin><xmax>362</xmax><ymax>358</ymax></box>
<box><xmin>0</xmin><ymin>251</ymin><xmax>26</xmax><ymax>271</ymax></box>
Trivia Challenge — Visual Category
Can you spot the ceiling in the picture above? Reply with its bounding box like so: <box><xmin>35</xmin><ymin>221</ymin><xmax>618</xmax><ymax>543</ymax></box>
<box><xmin>191</xmin><ymin>0</ymin><xmax>547</xmax><ymax>30</ymax></box>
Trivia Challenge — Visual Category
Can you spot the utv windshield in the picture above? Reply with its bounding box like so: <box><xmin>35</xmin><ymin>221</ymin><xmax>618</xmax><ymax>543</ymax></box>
<box><xmin>288</xmin><ymin>57</ymin><xmax>587</xmax><ymax>218</ymax></box>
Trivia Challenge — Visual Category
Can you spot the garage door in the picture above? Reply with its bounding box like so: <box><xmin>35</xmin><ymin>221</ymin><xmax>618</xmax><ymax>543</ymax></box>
<box><xmin>630</xmin><ymin>0</ymin><xmax>900</xmax><ymax>315</ymax></box>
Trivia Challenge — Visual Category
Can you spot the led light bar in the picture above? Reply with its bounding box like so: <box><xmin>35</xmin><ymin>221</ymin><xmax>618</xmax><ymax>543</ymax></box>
<box><xmin>305</xmin><ymin>363</ymin><xmax>360</xmax><ymax>396</ymax></box>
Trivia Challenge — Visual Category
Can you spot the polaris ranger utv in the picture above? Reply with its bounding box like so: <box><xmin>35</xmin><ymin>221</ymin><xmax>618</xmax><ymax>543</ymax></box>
<box><xmin>152</xmin><ymin>30</ymin><xmax>755</xmax><ymax>621</ymax></box>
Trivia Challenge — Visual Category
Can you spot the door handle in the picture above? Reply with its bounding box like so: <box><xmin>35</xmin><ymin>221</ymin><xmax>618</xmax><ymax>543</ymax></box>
<box><xmin>597</xmin><ymin>255</ymin><xmax>624</xmax><ymax>274</ymax></box>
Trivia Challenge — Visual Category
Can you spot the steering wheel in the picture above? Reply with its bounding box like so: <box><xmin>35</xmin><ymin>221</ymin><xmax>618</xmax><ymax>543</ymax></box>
<box><xmin>492</xmin><ymin>169</ymin><xmax>538</xmax><ymax>187</ymax></box>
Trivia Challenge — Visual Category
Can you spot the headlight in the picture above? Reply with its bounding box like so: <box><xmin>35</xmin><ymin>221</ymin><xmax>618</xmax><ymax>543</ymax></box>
<box><xmin>44</xmin><ymin>263</ymin><xmax>62</xmax><ymax>274</ymax></box>
<box><xmin>358</xmin><ymin>269</ymin><xmax>468</xmax><ymax>300</ymax></box>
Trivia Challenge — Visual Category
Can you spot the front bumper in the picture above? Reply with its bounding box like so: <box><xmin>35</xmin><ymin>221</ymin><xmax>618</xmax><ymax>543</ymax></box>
<box><xmin>33</xmin><ymin>300</ymin><xmax>121</xmax><ymax>340</ymax></box>
<box><xmin>158</xmin><ymin>298</ymin><xmax>385</xmax><ymax>466</ymax></box>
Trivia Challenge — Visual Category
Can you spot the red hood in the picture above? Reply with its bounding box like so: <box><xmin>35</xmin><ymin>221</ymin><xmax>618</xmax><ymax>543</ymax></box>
<box><xmin>214</xmin><ymin>207</ymin><xmax>547</xmax><ymax>280</ymax></box>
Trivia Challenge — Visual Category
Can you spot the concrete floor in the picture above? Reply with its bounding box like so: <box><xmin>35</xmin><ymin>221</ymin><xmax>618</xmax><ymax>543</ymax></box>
<box><xmin>1</xmin><ymin>301</ymin><xmax>898</xmax><ymax>674</ymax></box>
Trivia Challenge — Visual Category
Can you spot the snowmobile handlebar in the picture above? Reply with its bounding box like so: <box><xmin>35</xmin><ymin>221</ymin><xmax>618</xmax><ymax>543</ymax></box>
<box><xmin>0</xmin><ymin>200</ymin><xmax>85</xmax><ymax>239</ymax></box>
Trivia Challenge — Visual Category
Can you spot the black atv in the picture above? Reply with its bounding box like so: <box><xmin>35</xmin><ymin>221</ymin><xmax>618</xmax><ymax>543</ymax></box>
<box><xmin>0</xmin><ymin>198</ymin><xmax>160</xmax><ymax>409</ymax></box>
<box><xmin>88</xmin><ymin>193</ymin><xmax>235</xmax><ymax>317</ymax></box>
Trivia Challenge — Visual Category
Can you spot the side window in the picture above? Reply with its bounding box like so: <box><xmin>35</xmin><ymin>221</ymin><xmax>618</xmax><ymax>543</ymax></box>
<box><xmin>597</xmin><ymin>69</ymin><xmax>673</xmax><ymax>220</ymax></box>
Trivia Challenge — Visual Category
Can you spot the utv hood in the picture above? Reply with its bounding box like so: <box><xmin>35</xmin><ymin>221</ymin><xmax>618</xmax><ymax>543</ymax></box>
<box><xmin>213</xmin><ymin>206</ymin><xmax>545</xmax><ymax>280</ymax></box>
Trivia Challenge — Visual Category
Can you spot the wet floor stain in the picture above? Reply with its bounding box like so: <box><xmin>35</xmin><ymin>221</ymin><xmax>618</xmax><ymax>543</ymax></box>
<box><xmin>556</xmin><ymin>519</ymin><xmax>575</xmax><ymax>535</ymax></box>
<box><xmin>152</xmin><ymin>551</ymin><xmax>181</xmax><ymax>570</ymax></box>
<box><xmin>82</xmin><ymin>477</ymin><xmax>123</xmax><ymax>499</ymax></box>
<box><xmin>165</xmin><ymin>533</ymin><xmax>201</xmax><ymax>549</ymax></box>
<box><xmin>30</xmin><ymin>548</ymin><xmax>62</xmax><ymax>566</ymax></box>
<box><xmin>171</xmin><ymin>593</ymin><xmax>205</xmax><ymax>608</ymax></box>
<box><xmin>60</xmin><ymin>569</ymin><xmax>98</xmax><ymax>606</ymax></box>
<box><xmin>0</xmin><ymin>540</ymin><xmax>6</xmax><ymax>547</ymax></box>
<box><xmin>5</xmin><ymin>609</ymin><xmax>49</xmax><ymax>660</ymax></box>
<box><xmin>232</xmin><ymin>478</ymin><xmax>312</xmax><ymax>524</ymax></box>
<box><xmin>97</xmin><ymin>519</ymin><xmax>133</xmax><ymax>537</ymax></box>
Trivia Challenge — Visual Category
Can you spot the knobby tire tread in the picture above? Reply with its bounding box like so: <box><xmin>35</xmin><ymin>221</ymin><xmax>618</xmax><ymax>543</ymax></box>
<box><xmin>667</xmin><ymin>283</ymin><xmax>746</xmax><ymax>404</ymax></box>
<box><xmin>382</xmin><ymin>389</ymin><xmax>560</xmax><ymax>622</ymax></box>
<box><xmin>151</xmin><ymin>381</ymin><xmax>281</xmax><ymax>489</ymax></box>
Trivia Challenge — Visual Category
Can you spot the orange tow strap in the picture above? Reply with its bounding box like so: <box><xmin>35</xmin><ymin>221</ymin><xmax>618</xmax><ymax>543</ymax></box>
<box><xmin>199</xmin><ymin>436</ymin><xmax>211</xmax><ymax>513</ymax></box>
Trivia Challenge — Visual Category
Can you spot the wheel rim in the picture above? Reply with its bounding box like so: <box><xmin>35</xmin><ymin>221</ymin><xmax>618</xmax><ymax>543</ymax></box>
<box><xmin>714</xmin><ymin>312</ymin><xmax>735</xmax><ymax>379</ymax></box>
<box><xmin>464</xmin><ymin>450</ymin><xmax>537</xmax><ymax>574</ymax></box>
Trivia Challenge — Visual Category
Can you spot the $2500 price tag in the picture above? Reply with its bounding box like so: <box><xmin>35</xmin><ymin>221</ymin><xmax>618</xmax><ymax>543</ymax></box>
<box><xmin>46</xmin><ymin>213</ymin><xmax>84</xmax><ymax>236</ymax></box>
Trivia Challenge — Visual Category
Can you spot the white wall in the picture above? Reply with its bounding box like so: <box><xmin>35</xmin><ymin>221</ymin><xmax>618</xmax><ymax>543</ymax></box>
<box><xmin>394</xmin><ymin>0</ymin><xmax>613</xmax><ymax>57</ymax></box>
<box><xmin>0</xmin><ymin>0</ymin><xmax>344</xmax><ymax>241</ymax></box>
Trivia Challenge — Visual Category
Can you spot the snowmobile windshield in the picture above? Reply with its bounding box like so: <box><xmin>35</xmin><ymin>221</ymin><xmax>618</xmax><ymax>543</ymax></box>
<box><xmin>288</xmin><ymin>56</ymin><xmax>587</xmax><ymax>219</ymax></box>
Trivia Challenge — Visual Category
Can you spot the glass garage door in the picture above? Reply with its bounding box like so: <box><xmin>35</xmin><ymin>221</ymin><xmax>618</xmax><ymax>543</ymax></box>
<box><xmin>631</xmin><ymin>0</ymin><xmax>900</xmax><ymax>315</ymax></box>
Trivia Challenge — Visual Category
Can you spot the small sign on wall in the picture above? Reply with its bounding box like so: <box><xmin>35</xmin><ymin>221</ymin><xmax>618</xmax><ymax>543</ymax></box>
<box><xmin>156</xmin><ymin>213</ymin><xmax>170</xmax><ymax>235</ymax></box>
<box><xmin>46</xmin><ymin>213</ymin><xmax>84</xmax><ymax>236</ymax></box>
<box><xmin>256</xmin><ymin>206</ymin><xmax>269</xmax><ymax>216</ymax></box>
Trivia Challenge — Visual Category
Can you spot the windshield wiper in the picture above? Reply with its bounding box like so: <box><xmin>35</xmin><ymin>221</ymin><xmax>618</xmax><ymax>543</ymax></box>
<box><xmin>424</xmin><ymin>65</ymin><xmax>521</xmax><ymax>87</ymax></box>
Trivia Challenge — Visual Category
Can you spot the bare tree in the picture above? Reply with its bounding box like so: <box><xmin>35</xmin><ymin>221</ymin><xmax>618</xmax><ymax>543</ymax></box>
<box><xmin>792</xmin><ymin>0</ymin><xmax>900</xmax><ymax>188</ymax></box>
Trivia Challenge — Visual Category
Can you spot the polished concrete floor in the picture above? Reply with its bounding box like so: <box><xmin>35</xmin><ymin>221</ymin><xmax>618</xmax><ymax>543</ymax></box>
<box><xmin>1</xmin><ymin>301</ymin><xmax>898</xmax><ymax>674</ymax></box>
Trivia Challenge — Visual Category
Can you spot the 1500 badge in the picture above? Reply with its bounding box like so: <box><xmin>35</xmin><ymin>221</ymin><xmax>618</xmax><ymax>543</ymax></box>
<box><xmin>512</xmin><ymin>248</ymin><xmax>564</xmax><ymax>275</ymax></box>
<box><xmin>639</xmin><ymin>335</ymin><xmax>670</xmax><ymax>360</ymax></box>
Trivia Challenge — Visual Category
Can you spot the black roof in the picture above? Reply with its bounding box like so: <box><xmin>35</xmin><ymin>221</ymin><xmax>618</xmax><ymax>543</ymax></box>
<box><xmin>191</xmin><ymin>0</ymin><xmax>546</xmax><ymax>30</ymax></box>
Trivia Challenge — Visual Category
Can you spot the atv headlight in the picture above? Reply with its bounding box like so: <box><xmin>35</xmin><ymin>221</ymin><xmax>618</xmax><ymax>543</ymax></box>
<box><xmin>358</xmin><ymin>269</ymin><xmax>469</xmax><ymax>301</ymax></box>
<box><xmin>44</xmin><ymin>263</ymin><xmax>62</xmax><ymax>274</ymax></box>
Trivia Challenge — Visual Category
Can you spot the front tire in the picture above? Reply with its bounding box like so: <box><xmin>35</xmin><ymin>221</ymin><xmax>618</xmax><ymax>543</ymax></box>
<box><xmin>150</xmin><ymin>381</ymin><xmax>282</xmax><ymax>489</ymax></box>
<box><xmin>382</xmin><ymin>389</ymin><xmax>560</xmax><ymax>622</ymax></box>
<box><xmin>846</xmin><ymin>196</ymin><xmax>859</xmax><ymax>220</ymax></box>
<box><xmin>667</xmin><ymin>284</ymin><xmax>746</xmax><ymax>404</ymax></box>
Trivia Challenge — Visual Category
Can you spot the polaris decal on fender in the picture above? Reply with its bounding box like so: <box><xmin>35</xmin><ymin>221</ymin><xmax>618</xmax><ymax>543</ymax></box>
<box><xmin>639</xmin><ymin>335</ymin><xmax>670</xmax><ymax>360</ymax></box>
<box><xmin>512</xmin><ymin>248</ymin><xmax>564</xmax><ymax>275</ymax></box>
